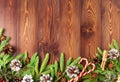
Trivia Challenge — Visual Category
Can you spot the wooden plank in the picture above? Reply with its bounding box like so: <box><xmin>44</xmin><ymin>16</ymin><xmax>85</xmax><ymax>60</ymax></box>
<box><xmin>0</xmin><ymin>0</ymin><xmax>17</xmax><ymax>47</ymax></box>
<box><xmin>38</xmin><ymin>0</ymin><xmax>60</xmax><ymax>63</ymax></box>
<box><xmin>58</xmin><ymin>0</ymin><xmax>81</xmax><ymax>59</ymax></box>
<box><xmin>0</xmin><ymin>0</ymin><xmax>5</xmax><ymax>29</ymax></box>
<box><xmin>102</xmin><ymin>0</ymin><xmax>120</xmax><ymax>49</ymax></box>
<box><xmin>17</xmin><ymin>0</ymin><xmax>38</xmax><ymax>57</ymax></box>
<box><xmin>80</xmin><ymin>0</ymin><xmax>101</xmax><ymax>58</ymax></box>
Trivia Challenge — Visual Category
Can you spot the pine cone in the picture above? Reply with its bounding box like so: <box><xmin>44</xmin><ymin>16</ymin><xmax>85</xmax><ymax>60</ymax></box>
<box><xmin>40</xmin><ymin>74</ymin><xmax>52</xmax><ymax>82</ymax></box>
<box><xmin>61</xmin><ymin>77</ymin><xmax>67</xmax><ymax>82</ymax></box>
<box><xmin>108</xmin><ymin>48</ymin><xmax>120</xmax><ymax>59</ymax></box>
<box><xmin>66</xmin><ymin>66</ymin><xmax>80</xmax><ymax>78</ymax></box>
<box><xmin>10</xmin><ymin>59</ymin><xmax>22</xmax><ymax>71</ymax></box>
<box><xmin>108</xmin><ymin>62</ymin><xmax>114</xmax><ymax>69</ymax></box>
<box><xmin>22</xmin><ymin>75</ymin><xmax>33</xmax><ymax>82</ymax></box>
<box><xmin>11</xmin><ymin>77</ymin><xmax>22</xmax><ymax>82</ymax></box>
<box><xmin>91</xmin><ymin>73</ymin><xmax>98</xmax><ymax>78</ymax></box>
<box><xmin>93</xmin><ymin>57</ymin><xmax>101</xmax><ymax>63</ymax></box>
<box><xmin>57</xmin><ymin>71</ymin><xmax>62</xmax><ymax>77</ymax></box>
<box><xmin>3</xmin><ymin>44</ymin><xmax>14</xmax><ymax>54</ymax></box>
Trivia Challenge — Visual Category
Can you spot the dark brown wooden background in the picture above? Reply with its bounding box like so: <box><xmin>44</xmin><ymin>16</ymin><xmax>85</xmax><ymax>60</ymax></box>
<box><xmin>0</xmin><ymin>0</ymin><xmax>120</xmax><ymax>63</ymax></box>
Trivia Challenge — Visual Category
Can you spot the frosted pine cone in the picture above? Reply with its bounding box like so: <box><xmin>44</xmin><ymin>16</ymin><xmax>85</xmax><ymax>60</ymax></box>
<box><xmin>40</xmin><ymin>74</ymin><xmax>52</xmax><ymax>82</ymax></box>
<box><xmin>108</xmin><ymin>49</ymin><xmax>120</xmax><ymax>60</ymax></box>
<box><xmin>66</xmin><ymin>66</ymin><xmax>80</xmax><ymax>78</ymax></box>
<box><xmin>10</xmin><ymin>59</ymin><xmax>22</xmax><ymax>71</ymax></box>
<box><xmin>22</xmin><ymin>75</ymin><xmax>33</xmax><ymax>82</ymax></box>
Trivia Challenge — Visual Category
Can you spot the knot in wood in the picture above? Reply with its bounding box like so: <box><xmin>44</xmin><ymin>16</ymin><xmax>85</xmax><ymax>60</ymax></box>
<box><xmin>81</xmin><ymin>22</ymin><xmax>94</xmax><ymax>38</ymax></box>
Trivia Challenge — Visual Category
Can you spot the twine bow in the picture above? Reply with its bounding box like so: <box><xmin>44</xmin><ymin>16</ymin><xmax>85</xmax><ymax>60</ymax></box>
<box><xmin>68</xmin><ymin>58</ymin><xmax>96</xmax><ymax>82</ymax></box>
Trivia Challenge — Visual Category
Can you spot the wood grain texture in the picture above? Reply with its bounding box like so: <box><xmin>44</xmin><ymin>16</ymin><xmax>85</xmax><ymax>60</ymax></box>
<box><xmin>0</xmin><ymin>0</ymin><xmax>120</xmax><ymax>61</ymax></box>
<box><xmin>4</xmin><ymin>0</ymin><xmax>17</xmax><ymax>47</ymax></box>
<box><xmin>59</xmin><ymin>0</ymin><xmax>80</xmax><ymax>60</ymax></box>
<box><xmin>102</xmin><ymin>0</ymin><xmax>120</xmax><ymax>49</ymax></box>
<box><xmin>0</xmin><ymin>0</ymin><xmax>5</xmax><ymax>31</ymax></box>
<box><xmin>17</xmin><ymin>0</ymin><xmax>38</xmax><ymax>57</ymax></box>
<box><xmin>80</xmin><ymin>0</ymin><xmax>101</xmax><ymax>58</ymax></box>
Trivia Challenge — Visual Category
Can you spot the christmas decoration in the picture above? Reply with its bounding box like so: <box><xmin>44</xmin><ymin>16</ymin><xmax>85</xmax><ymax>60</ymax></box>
<box><xmin>0</xmin><ymin>28</ymin><xmax>120</xmax><ymax>82</ymax></box>
<box><xmin>69</xmin><ymin>58</ymin><xmax>95</xmax><ymax>82</ymax></box>
<box><xmin>82</xmin><ymin>39</ymin><xmax>120</xmax><ymax>82</ymax></box>
<box><xmin>101</xmin><ymin>50</ymin><xmax>108</xmax><ymax>70</ymax></box>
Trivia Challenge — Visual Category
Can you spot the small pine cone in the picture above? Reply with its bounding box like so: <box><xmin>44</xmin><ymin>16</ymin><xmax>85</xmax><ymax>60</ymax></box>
<box><xmin>61</xmin><ymin>77</ymin><xmax>67</xmax><ymax>82</ymax></box>
<box><xmin>108</xmin><ymin>48</ymin><xmax>120</xmax><ymax>60</ymax></box>
<box><xmin>91</xmin><ymin>73</ymin><xmax>98</xmax><ymax>78</ymax></box>
<box><xmin>57</xmin><ymin>71</ymin><xmax>62</xmax><ymax>77</ymax></box>
<box><xmin>3</xmin><ymin>44</ymin><xmax>14</xmax><ymax>54</ymax></box>
<box><xmin>10</xmin><ymin>59</ymin><xmax>22</xmax><ymax>71</ymax></box>
<box><xmin>93</xmin><ymin>57</ymin><xmax>101</xmax><ymax>63</ymax></box>
<box><xmin>0</xmin><ymin>35</ymin><xmax>6</xmax><ymax>42</ymax></box>
<box><xmin>66</xmin><ymin>66</ymin><xmax>80</xmax><ymax>78</ymax></box>
<box><xmin>22</xmin><ymin>75</ymin><xmax>33</xmax><ymax>82</ymax></box>
<box><xmin>108</xmin><ymin>62</ymin><xmax>114</xmax><ymax>69</ymax></box>
<box><xmin>12</xmin><ymin>77</ymin><xmax>22</xmax><ymax>82</ymax></box>
<box><xmin>40</xmin><ymin>74</ymin><xmax>52</xmax><ymax>82</ymax></box>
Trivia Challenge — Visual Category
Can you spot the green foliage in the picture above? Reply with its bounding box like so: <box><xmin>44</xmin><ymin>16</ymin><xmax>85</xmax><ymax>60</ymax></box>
<box><xmin>54</xmin><ymin>60</ymin><xmax>58</xmax><ymax>77</ymax></box>
<box><xmin>97</xmin><ymin>47</ymin><xmax>103</xmax><ymax>55</ymax></box>
<box><xmin>60</xmin><ymin>53</ymin><xmax>64</xmax><ymax>72</ymax></box>
<box><xmin>70</xmin><ymin>57</ymin><xmax>81</xmax><ymax>66</ymax></box>
<box><xmin>0</xmin><ymin>28</ymin><xmax>3</xmax><ymax>38</ymax></box>
<box><xmin>66</xmin><ymin>57</ymin><xmax>72</xmax><ymax>67</ymax></box>
<box><xmin>113</xmin><ymin>39</ymin><xmax>119</xmax><ymax>50</ymax></box>
<box><xmin>40</xmin><ymin>53</ymin><xmax>49</xmax><ymax>73</ymax></box>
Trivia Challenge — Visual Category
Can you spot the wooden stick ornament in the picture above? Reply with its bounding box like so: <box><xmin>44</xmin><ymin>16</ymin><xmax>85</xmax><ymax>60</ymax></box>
<box><xmin>101</xmin><ymin>50</ymin><xmax>108</xmax><ymax>71</ymax></box>
<box><xmin>68</xmin><ymin>58</ymin><xmax>95</xmax><ymax>82</ymax></box>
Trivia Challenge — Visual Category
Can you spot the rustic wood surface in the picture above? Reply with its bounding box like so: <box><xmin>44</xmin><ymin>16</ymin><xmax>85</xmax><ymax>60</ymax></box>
<box><xmin>0</xmin><ymin>0</ymin><xmax>120</xmax><ymax>63</ymax></box>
